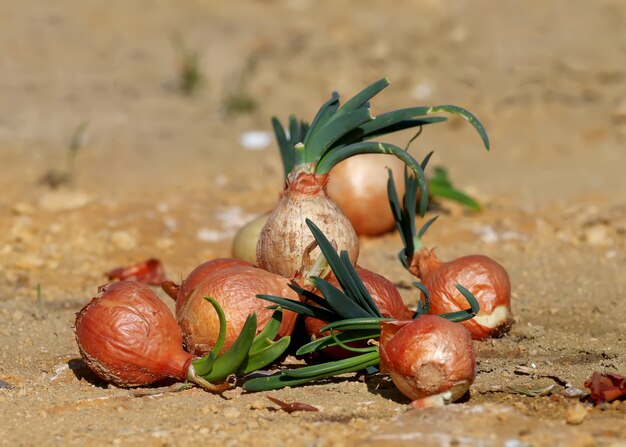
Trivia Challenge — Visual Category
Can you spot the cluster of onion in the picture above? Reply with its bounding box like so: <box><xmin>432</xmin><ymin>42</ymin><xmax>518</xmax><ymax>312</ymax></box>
<box><xmin>243</xmin><ymin>219</ymin><xmax>481</xmax><ymax>409</ymax></box>
<box><xmin>74</xmin><ymin>78</ymin><xmax>496</xmax><ymax>408</ymax></box>
<box><xmin>74</xmin><ymin>260</ymin><xmax>296</xmax><ymax>391</ymax></box>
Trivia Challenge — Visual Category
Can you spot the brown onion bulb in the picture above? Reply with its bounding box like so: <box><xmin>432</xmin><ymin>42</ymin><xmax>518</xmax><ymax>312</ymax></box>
<box><xmin>74</xmin><ymin>281</ymin><xmax>228</xmax><ymax>391</ymax></box>
<box><xmin>327</xmin><ymin>154</ymin><xmax>406</xmax><ymax>236</ymax></box>
<box><xmin>175</xmin><ymin>258</ymin><xmax>251</xmax><ymax>312</ymax></box>
<box><xmin>177</xmin><ymin>264</ymin><xmax>298</xmax><ymax>356</ymax></box>
<box><xmin>304</xmin><ymin>266</ymin><xmax>412</xmax><ymax>358</ymax></box>
<box><xmin>257</xmin><ymin>171</ymin><xmax>359</xmax><ymax>278</ymax></box>
<box><xmin>411</xmin><ymin>248</ymin><xmax>512</xmax><ymax>340</ymax></box>
<box><xmin>379</xmin><ymin>315</ymin><xmax>476</xmax><ymax>407</ymax></box>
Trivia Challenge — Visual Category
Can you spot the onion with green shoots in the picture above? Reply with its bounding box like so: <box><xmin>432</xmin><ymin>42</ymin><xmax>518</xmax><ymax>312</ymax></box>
<box><xmin>245</xmin><ymin>220</ymin><xmax>479</xmax><ymax>407</ymax></box>
<box><xmin>388</xmin><ymin>168</ymin><xmax>512</xmax><ymax>339</ymax></box>
<box><xmin>74</xmin><ymin>281</ymin><xmax>289</xmax><ymax>391</ymax></box>
<box><xmin>256</xmin><ymin>77</ymin><xmax>490</xmax><ymax>277</ymax></box>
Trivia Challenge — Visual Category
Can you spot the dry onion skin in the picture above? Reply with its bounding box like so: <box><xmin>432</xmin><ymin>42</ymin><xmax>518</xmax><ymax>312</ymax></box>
<box><xmin>176</xmin><ymin>264</ymin><xmax>298</xmax><ymax>356</ymax></box>
<box><xmin>327</xmin><ymin>154</ymin><xmax>406</xmax><ymax>236</ymax></box>
<box><xmin>379</xmin><ymin>315</ymin><xmax>476</xmax><ymax>407</ymax></box>
<box><xmin>74</xmin><ymin>281</ymin><xmax>229</xmax><ymax>391</ymax></box>
<box><xmin>257</xmin><ymin>171</ymin><xmax>359</xmax><ymax>278</ymax></box>
<box><xmin>411</xmin><ymin>248</ymin><xmax>512</xmax><ymax>340</ymax></box>
<box><xmin>161</xmin><ymin>257</ymin><xmax>251</xmax><ymax>308</ymax></box>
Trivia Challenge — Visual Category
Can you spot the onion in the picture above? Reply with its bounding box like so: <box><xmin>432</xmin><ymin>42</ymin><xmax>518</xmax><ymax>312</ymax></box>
<box><xmin>232</xmin><ymin>213</ymin><xmax>270</xmax><ymax>265</ymax></box>
<box><xmin>379</xmin><ymin>315</ymin><xmax>476</xmax><ymax>407</ymax></box>
<box><xmin>161</xmin><ymin>257</ymin><xmax>251</xmax><ymax>306</ymax></box>
<box><xmin>257</xmin><ymin>171</ymin><xmax>360</xmax><ymax>278</ymax></box>
<box><xmin>176</xmin><ymin>264</ymin><xmax>298</xmax><ymax>356</ymax></box>
<box><xmin>74</xmin><ymin>281</ymin><xmax>229</xmax><ymax>391</ymax></box>
<box><xmin>410</xmin><ymin>248</ymin><xmax>512</xmax><ymax>340</ymax></box>
<box><xmin>327</xmin><ymin>154</ymin><xmax>406</xmax><ymax>236</ymax></box>
<box><xmin>304</xmin><ymin>266</ymin><xmax>411</xmax><ymax>358</ymax></box>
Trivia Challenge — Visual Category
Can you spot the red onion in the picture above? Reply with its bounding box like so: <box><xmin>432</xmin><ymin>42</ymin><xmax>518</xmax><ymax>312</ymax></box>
<box><xmin>74</xmin><ymin>281</ymin><xmax>229</xmax><ymax>391</ymax></box>
<box><xmin>176</xmin><ymin>264</ymin><xmax>298</xmax><ymax>356</ymax></box>
<box><xmin>379</xmin><ymin>315</ymin><xmax>476</xmax><ymax>407</ymax></box>
<box><xmin>411</xmin><ymin>248</ymin><xmax>512</xmax><ymax>340</ymax></box>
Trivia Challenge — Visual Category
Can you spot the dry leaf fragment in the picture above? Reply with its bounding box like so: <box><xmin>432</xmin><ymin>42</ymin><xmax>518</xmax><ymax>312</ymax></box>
<box><xmin>267</xmin><ymin>396</ymin><xmax>319</xmax><ymax>413</ymax></box>
<box><xmin>106</xmin><ymin>258</ymin><xmax>167</xmax><ymax>285</ymax></box>
<box><xmin>584</xmin><ymin>372</ymin><xmax>626</xmax><ymax>405</ymax></box>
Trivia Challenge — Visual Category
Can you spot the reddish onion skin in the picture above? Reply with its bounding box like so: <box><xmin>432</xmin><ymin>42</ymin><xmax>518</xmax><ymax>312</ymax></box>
<box><xmin>177</xmin><ymin>265</ymin><xmax>298</xmax><ymax>356</ymax></box>
<box><xmin>257</xmin><ymin>172</ymin><xmax>359</xmax><ymax>278</ymax></box>
<box><xmin>74</xmin><ymin>281</ymin><xmax>192</xmax><ymax>387</ymax></box>
<box><xmin>327</xmin><ymin>154</ymin><xmax>406</xmax><ymax>236</ymax></box>
<box><xmin>379</xmin><ymin>315</ymin><xmax>476</xmax><ymax>404</ymax></box>
<box><xmin>304</xmin><ymin>266</ymin><xmax>412</xmax><ymax>358</ymax></box>
<box><xmin>411</xmin><ymin>248</ymin><xmax>512</xmax><ymax>340</ymax></box>
<box><xmin>175</xmin><ymin>258</ymin><xmax>251</xmax><ymax>314</ymax></box>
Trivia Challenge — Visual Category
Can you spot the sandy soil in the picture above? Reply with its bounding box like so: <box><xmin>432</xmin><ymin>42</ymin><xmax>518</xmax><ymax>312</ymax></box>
<box><xmin>1</xmin><ymin>0</ymin><xmax>625</xmax><ymax>445</ymax></box>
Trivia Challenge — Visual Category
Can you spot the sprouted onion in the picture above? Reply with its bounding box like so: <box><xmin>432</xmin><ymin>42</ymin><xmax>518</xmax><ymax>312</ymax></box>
<box><xmin>244</xmin><ymin>220</ymin><xmax>479</xmax><ymax>406</ymax></box>
<box><xmin>388</xmin><ymin>167</ymin><xmax>512</xmax><ymax>339</ymax></box>
<box><xmin>169</xmin><ymin>261</ymin><xmax>297</xmax><ymax>356</ymax></box>
<box><xmin>257</xmin><ymin>77</ymin><xmax>489</xmax><ymax>278</ymax></box>
<box><xmin>304</xmin><ymin>265</ymin><xmax>412</xmax><ymax>358</ymax></box>
<box><xmin>74</xmin><ymin>281</ymin><xmax>290</xmax><ymax>391</ymax></box>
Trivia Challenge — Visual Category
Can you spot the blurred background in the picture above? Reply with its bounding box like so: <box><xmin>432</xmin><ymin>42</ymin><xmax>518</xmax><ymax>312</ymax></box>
<box><xmin>1</xmin><ymin>0</ymin><xmax>624</xmax><ymax>206</ymax></box>
<box><xmin>0</xmin><ymin>0</ymin><xmax>625</xmax><ymax>291</ymax></box>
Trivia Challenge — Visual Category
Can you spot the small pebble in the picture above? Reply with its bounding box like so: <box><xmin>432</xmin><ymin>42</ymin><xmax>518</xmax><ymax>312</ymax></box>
<box><xmin>201</xmin><ymin>404</ymin><xmax>218</xmax><ymax>415</ymax></box>
<box><xmin>249</xmin><ymin>400</ymin><xmax>267</xmax><ymax>410</ymax></box>
<box><xmin>223</xmin><ymin>407</ymin><xmax>241</xmax><ymax>419</ymax></box>
<box><xmin>566</xmin><ymin>402</ymin><xmax>588</xmax><ymax>425</ymax></box>
<box><xmin>583</xmin><ymin>224</ymin><xmax>611</xmax><ymax>246</ymax></box>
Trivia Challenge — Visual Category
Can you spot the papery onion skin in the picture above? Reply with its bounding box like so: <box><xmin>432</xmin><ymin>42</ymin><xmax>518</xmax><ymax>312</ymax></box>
<box><xmin>177</xmin><ymin>264</ymin><xmax>298</xmax><ymax>356</ymax></box>
<box><xmin>304</xmin><ymin>266</ymin><xmax>412</xmax><ymax>358</ymax></box>
<box><xmin>257</xmin><ymin>172</ymin><xmax>359</xmax><ymax>278</ymax></box>
<box><xmin>74</xmin><ymin>281</ymin><xmax>192</xmax><ymax>387</ymax></box>
<box><xmin>379</xmin><ymin>315</ymin><xmax>476</xmax><ymax>403</ymax></box>
<box><xmin>411</xmin><ymin>248</ymin><xmax>512</xmax><ymax>340</ymax></box>
<box><xmin>327</xmin><ymin>154</ymin><xmax>406</xmax><ymax>237</ymax></box>
<box><xmin>175</xmin><ymin>258</ymin><xmax>251</xmax><ymax>314</ymax></box>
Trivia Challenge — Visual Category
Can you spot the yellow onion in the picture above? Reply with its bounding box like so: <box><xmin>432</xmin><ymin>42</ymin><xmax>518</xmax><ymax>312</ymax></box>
<box><xmin>327</xmin><ymin>154</ymin><xmax>406</xmax><ymax>236</ymax></box>
<box><xmin>257</xmin><ymin>171</ymin><xmax>359</xmax><ymax>278</ymax></box>
<box><xmin>379</xmin><ymin>315</ymin><xmax>476</xmax><ymax>407</ymax></box>
<box><xmin>411</xmin><ymin>248</ymin><xmax>512</xmax><ymax>340</ymax></box>
<box><xmin>74</xmin><ymin>281</ymin><xmax>229</xmax><ymax>391</ymax></box>
<box><xmin>176</xmin><ymin>264</ymin><xmax>298</xmax><ymax>356</ymax></box>
<box><xmin>232</xmin><ymin>213</ymin><xmax>270</xmax><ymax>265</ymax></box>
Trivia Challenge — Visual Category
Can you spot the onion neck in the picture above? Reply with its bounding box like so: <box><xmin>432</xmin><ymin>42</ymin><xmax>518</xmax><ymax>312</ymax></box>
<box><xmin>411</xmin><ymin>247</ymin><xmax>442</xmax><ymax>279</ymax></box>
<box><xmin>285</xmin><ymin>166</ymin><xmax>329</xmax><ymax>196</ymax></box>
